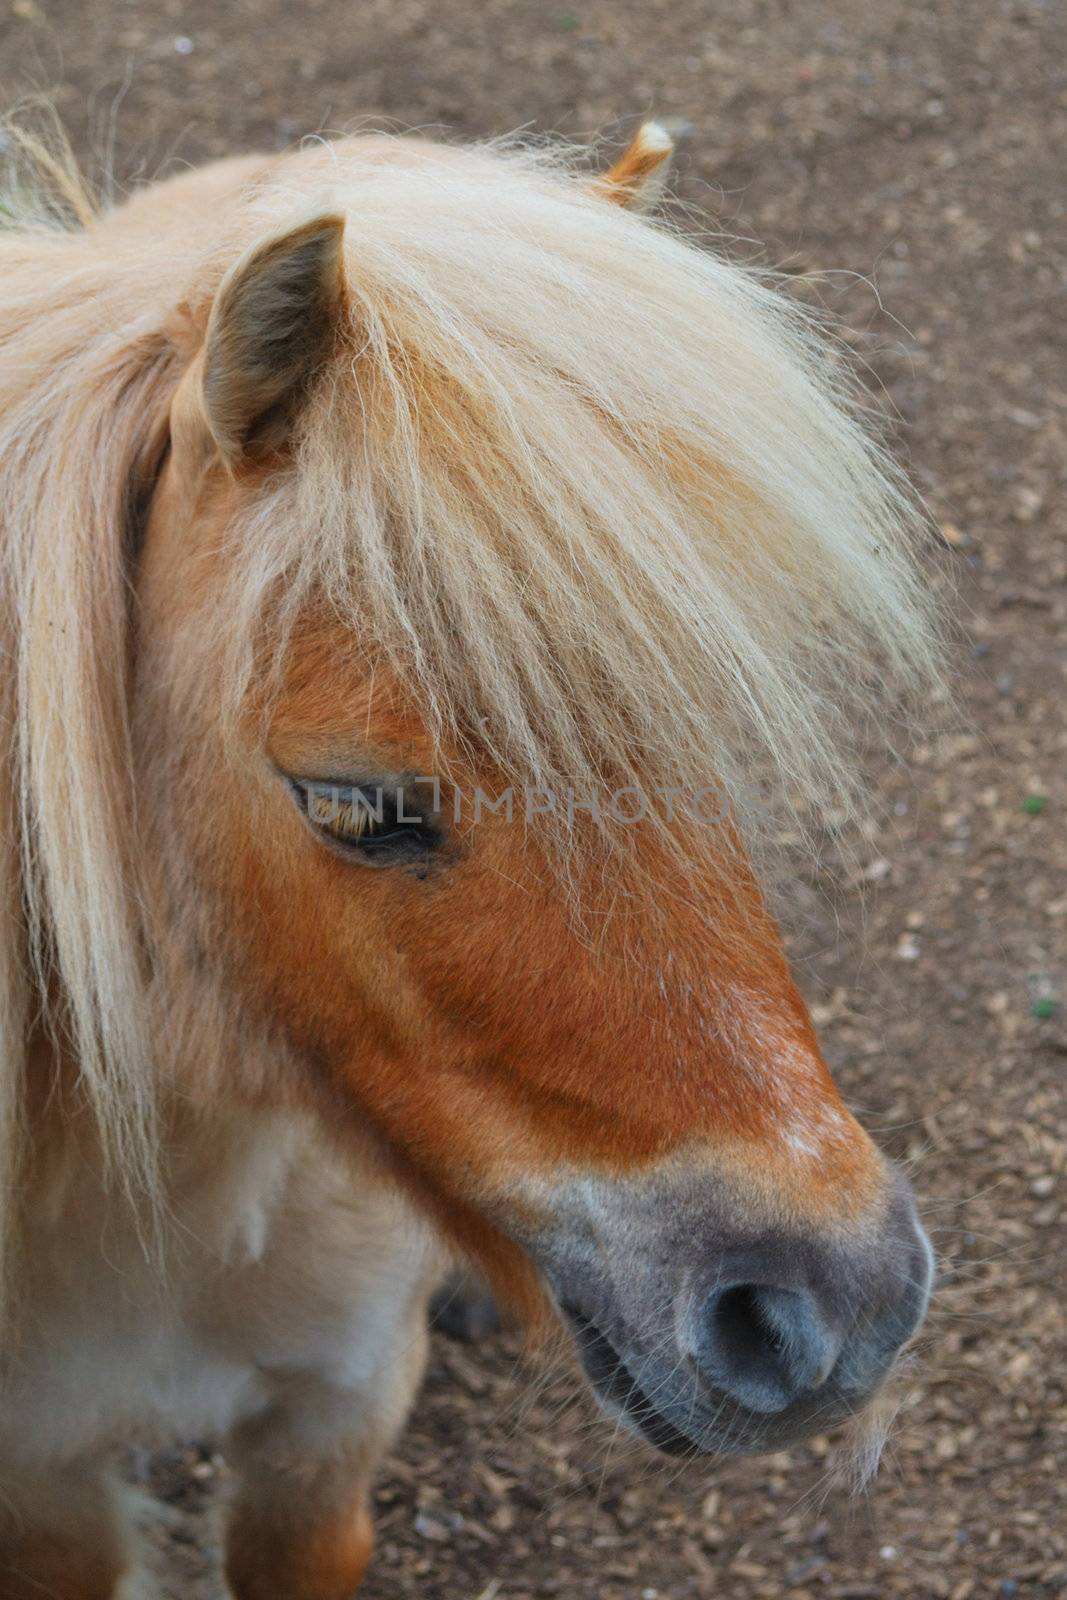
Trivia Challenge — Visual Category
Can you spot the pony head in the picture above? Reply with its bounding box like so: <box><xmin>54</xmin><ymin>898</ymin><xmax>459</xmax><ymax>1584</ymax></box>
<box><xmin>5</xmin><ymin>124</ymin><xmax>937</xmax><ymax>1455</ymax></box>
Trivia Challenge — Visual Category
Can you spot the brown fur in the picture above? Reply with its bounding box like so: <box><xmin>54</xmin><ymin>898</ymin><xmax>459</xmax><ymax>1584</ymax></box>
<box><xmin>0</xmin><ymin>1470</ymin><xmax>127</xmax><ymax>1600</ymax></box>
<box><xmin>226</xmin><ymin>1484</ymin><xmax>374</xmax><ymax>1600</ymax></box>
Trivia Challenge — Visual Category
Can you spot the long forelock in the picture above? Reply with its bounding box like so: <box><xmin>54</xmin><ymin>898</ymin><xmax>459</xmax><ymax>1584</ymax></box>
<box><xmin>222</xmin><ymin>138</ymin><xmax>941</xmax><ymax>866</ymax></box>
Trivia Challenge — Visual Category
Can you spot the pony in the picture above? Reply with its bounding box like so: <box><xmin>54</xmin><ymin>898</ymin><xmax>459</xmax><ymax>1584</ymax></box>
<box><xmin>0</xmin><ymin>117</ymin><xmax>940</xmax><ymax>1598</ymax></box>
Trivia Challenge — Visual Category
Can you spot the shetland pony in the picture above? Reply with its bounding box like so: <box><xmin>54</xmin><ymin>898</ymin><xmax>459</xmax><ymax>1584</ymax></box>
<box><xmin>0</xmin><ymin>121</ymin><xmax>939</xmax><ymax>1598</ymax></box>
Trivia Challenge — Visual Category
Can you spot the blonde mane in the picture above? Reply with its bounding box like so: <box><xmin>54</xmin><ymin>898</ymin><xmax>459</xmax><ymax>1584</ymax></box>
<box><xmin>0</xmin><ymin>125</ymin><xmax>940</xmax><ymax>1321</ymax></box>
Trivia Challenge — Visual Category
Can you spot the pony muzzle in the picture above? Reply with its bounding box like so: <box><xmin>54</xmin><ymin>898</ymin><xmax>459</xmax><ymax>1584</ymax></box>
<box><xmin>536</xmin><ymin>1165</ymin><xmax>933</xmax><ymax>1457</ymax></box>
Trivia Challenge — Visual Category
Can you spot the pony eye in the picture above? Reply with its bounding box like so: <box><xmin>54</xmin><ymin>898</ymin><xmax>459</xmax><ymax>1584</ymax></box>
<box><xmin>287</xmin><ymin>778</ymin><xmax>441</xmax><ymax>861</ymax></box>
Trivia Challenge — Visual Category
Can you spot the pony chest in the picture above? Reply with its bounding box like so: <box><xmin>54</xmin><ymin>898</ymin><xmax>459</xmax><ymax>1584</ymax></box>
<box><xmin>6</xmin><ymin>1116</ymin><xmax>311</xmax><ymax>1457</ymax></box>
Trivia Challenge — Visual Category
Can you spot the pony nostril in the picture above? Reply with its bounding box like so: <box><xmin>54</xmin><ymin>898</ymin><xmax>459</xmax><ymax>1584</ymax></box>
<box><xmin>699</xmin><ymin>1282</ymin><xmax>841</xmax><ymax>1415</ymax></box>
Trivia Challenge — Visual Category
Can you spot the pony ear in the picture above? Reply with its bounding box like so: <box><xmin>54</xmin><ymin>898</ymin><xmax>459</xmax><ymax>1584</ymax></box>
<box><xmin>202</xmin><ymin>208</ymin><xmax>346</xmax><ymax>461</ymax></box>
<box><xmin>594</xmin><ymin>122</ymin><xmax>674</xmax><ymax>212</ymax></box>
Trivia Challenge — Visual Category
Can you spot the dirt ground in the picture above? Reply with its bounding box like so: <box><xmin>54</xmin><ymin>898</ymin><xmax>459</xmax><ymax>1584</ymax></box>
<box><xmin>2</xmin><ymin>1</ymin><xmax>1064</xmax><ymax>1596</ymax></box>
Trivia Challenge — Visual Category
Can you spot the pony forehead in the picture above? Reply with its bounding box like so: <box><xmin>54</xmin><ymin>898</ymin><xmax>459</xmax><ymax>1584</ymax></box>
<box><xmin>210</xmin><ymin>134</ymin><xmax>935</xmax><ymax>861</ymax></box>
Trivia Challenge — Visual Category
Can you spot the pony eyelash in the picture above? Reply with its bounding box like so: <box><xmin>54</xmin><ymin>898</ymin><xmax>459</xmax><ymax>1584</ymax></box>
<box><xmin>287</xmin><ymin>776</ymin><xmax>441</xmax><ymax>857</ymax></box>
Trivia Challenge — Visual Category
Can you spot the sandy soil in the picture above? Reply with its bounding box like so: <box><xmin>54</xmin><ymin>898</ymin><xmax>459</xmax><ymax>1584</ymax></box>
<box><xmin>1</xmin><ymin>1</ymin><xmax>1064</xmax><ymax>1596</ymax></box>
